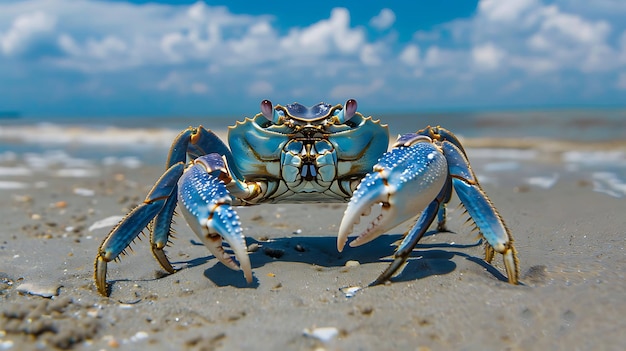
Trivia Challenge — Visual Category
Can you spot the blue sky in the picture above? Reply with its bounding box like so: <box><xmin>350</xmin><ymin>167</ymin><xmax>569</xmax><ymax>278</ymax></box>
<box><xmin>1</xmin><ymin>0</ymin><xmax>625</xmax><ymax>117</ymax></box>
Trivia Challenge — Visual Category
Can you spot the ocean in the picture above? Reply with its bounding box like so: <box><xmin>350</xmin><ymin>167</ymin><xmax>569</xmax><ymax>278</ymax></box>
<box><xmin>1</xmin><ymin>109</ymin><xmax>625</xmax><ymax>197</ymax></box>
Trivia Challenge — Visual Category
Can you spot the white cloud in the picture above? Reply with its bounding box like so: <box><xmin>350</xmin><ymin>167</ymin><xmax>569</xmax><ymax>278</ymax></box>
<box><xmin>360</xmin><ymin>43</ymin><xmax>383</xmax><ymax>66</ymax></box>
<box><xmin>399</xmin><ymin>44</ymin><xmax>420</xmax><ymax>66</ymax></box>
<box><xmin>0</xmin><ymin>11</ymin><xmax>56</xmax><ymax>55</ymax></box>
<box><xmin>369</xmin><ymin>9</ymin><xmax>396</xmax><ymax>30</ymax></box>
<box><xmin>280</xmin><ymin>8</ymin><xmax>364</xmax><ymax>56</ymax></box>
<box><xmin>478</xmin><ymin>0</ymin><xmax>540</xmax><ymax>22</ymax></box>
<box><xmin>330</xmin><ymin>79</ymin><xmax>384</xmax><ymax>99</ymax></box>
<box><xmin>472</xmin><ymin>42</ymin><xmax>506</xmax><ymax>70</ymax></box>
<box><xmin>431</xmin><ymin>0</ymin><xmax>625</xmax><ymax>76</ymax></box>
<box><xmin>248</xmin><ymin>81</ymin><xmax>274</xmax><ymax>96</ymax></box>
<box><xmin>423</xmin><ymin>46</ymin><xmax>465</xmax><ymax>69</ymax></box>
<box><xmin>157</xmin><ymin>71</ymin><xmax>210</xmax><ymax>95</ymax></box>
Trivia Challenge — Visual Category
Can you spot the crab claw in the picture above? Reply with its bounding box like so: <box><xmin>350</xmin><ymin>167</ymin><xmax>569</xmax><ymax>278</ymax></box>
<box><xmin>338</xmin><ymin>142</ymin><xmax>448</xmax><ymax>251</ymax></box>
<box><xmin>178</xmin><ymin>160</ymin><xmax>252</xmax><ymax>283</ymax></box>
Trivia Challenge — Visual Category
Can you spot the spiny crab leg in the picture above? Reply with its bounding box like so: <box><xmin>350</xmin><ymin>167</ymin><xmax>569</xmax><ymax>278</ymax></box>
<box><xmin>177</xmin><ymin>155</ymin><xmax>252</xmax><ymax>284</ymax></box>
<box><xmin>95</xmin><ymin>162</ymin><xmax>185</xmax><ymax>296</ymax></box>
<box><xmin>440</xmin><ymin>140</ymin><xmax>519</xmax><ymax>283</ymax></box>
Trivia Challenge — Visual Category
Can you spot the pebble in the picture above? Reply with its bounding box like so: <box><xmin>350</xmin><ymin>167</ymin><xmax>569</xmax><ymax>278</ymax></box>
<box><xmin>74</xmin><ymin>188</ymin><xmax>96</xmax><ymax>196</ymax></box>
<box><xmin>129</xmin><ymin>331</ymin><xmax>149</xmax><ymax>343</ymax></box>
<box><xmin>344</xmin><ymin>260</ymin><xmax>360</xmax><ymax>267</ymax></box>
<box><xmin>53</xmin><ymin>201</ymin><xmax>68</xmax><ymax>208</ymax></box>
<box><xmin>264</xmin><ymin>247</ymin><xmax>285</xmax><ymax>259</ymax></box>
<box><xmin>303</xmin><ymin>327</ymin><xmax>339</xmax><ymax>343</ymax></box>
<box><xmin>16</xmin><ymin>282</ymin><xmax>61</xmax><ymax>298</ymax></box>
<box><xmin>0</xmin><ymin>340</ymin><xmax>14</xmax><ymax>350</ymax></box>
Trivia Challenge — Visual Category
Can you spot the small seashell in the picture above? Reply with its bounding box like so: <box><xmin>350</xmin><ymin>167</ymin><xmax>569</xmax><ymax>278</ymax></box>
<box><xmin>129</xmin><ymin>331</ymin><xmax>149</xmax><ymax>342</ymax></box>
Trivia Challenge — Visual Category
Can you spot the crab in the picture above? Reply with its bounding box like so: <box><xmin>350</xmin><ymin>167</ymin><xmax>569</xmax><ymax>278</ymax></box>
<box><xmin>94</xmin><ymin>99</ymin><xmax>519</xmax><ymax>296</ymax></box>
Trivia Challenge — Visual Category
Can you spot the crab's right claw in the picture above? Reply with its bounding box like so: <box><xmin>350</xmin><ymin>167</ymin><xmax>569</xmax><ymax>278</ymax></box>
<box><xmin>177</xmin><ymin>157</ymin><xmax>252</xmax><ymax>284</ymax></box>
<box><xmin>337</xmin><ymin>141</ymin><xmax>448</xmax><ymax>252</ymax></box>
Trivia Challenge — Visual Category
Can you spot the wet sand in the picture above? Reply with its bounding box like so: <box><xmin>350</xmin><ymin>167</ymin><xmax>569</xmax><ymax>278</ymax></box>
<box><xmin>1</xmin><ymin>154</ymin><xmax>625</xmax><ymax>350</ymax></box>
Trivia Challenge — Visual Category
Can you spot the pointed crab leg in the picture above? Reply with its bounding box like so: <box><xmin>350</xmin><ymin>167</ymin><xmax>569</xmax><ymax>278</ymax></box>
<box><xmin>95</xmin><ymin>162</ymin><xmax>185</xmax><ymax>296</ymax></box>
<box><xmin>149</xmin><ymin>128</ymin><xmax>193</xmax><ymax>274</ymax></box>
<box><xmin>177</xmin><ymin>155</ymin><xmax>252</xmax><ymax>284</ymax></box>
<box><xmin>441</xmin><ymin>140</ymin><xmax>520</xmax><ymax>284</ymax></box>
<box><xmin>370</xmin><ymin>183</ymin><xmax>451</xmax><ymax>285</ymax></box>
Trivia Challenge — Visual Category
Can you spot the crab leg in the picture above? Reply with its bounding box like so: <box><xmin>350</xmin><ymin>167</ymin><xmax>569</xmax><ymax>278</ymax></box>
<box><xmin>370</xmin><ymin>184</ymin><xmax>449</xmax><ymax>285</ymax></box>
<box><xmin>149</xmin><ymin>128</ymin><xmax>193</xmax><ymax>273</ymax></box>
<box><xmin>177</xmin><ymin>155</ymin><xmax>252</xmax><ymax>284</ymax></box>
<box><xmin>441</xmin><ymin>140</ymin><xmax>520</xmax><ymax>284</ymax></box>
<box><xmin>95</xmin><ymin>162</ymin><xmax>185</xmax><ymax>295</ymax></box>
<box><xmin>371</xmin><ymin>200</ymin><xmax>439</xmax><ymax>285</ymax></box>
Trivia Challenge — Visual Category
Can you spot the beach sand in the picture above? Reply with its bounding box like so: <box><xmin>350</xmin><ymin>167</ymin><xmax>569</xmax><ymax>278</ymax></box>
<box><xmin>1</xmin><ymin>154</ymin><xmax>625</xmax><ymax>350</ymax></box>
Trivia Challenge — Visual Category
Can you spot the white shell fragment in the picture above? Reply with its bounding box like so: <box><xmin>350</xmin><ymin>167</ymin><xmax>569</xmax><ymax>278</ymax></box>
<box><xmin>340</xmin><ymin>286</ymin><xmax>361</xmax><ymax>298</ymax></box>
<box><xmin>303</xmin><ymin>327</ymin><xmax>339</xmax><ymax>342</ymax></box>
<box><xmin>0</xmin><ymin>181</ymin><xmax>28</xmax><ymax>189</ymax></box>
<box><xmin>73</xmin><ymin>187</ymin><xmax>96</xmax><ymax>196</ymax></box>
<box><xmin>16</xmin><ymin>282</ymin><xmax>61</xmax><ymax>298</ymax></box>
<box><xmin>89</xmin><ymin>216</ymin><xmax>124</xmax><ymax>231</ymax></box>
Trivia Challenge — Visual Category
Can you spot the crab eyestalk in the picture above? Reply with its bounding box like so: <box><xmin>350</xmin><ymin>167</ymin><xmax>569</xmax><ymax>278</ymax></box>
<box><xmin>335</xmin><ymin>99</ymin><xmax>358</xmax><ymax>123</ymax></box>
<box><xmin>260</xmin><ymin>99</ymin><xmax>282</xmax><ymax>124</ymax></box>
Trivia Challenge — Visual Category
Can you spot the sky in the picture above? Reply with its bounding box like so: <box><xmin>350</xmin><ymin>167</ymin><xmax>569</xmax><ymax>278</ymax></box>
<box><xmin>1</xmin><ymin>0</ymin><xmax>626</xmax><ymax>117</ymax></box>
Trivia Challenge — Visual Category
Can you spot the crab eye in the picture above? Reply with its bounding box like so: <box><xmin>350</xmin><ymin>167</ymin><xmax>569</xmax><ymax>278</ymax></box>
<box><xmin>345</xmin><ymin>99</ymin><xmax>357</xmax><ymax>118</ymax></box>
<box><xmin>260</xmin><ymin>99</ymin><xmax>282</xmax><ymax>124</ymax></box>
<box><xmin>261</xmin><ymin>100</ymin><xmax>273</xmax><ymax>120</ymax></box>
<box><xmin>336</xmin><ymin>99</ymin><xmax>357</xmax><ymax>123</ymax></box>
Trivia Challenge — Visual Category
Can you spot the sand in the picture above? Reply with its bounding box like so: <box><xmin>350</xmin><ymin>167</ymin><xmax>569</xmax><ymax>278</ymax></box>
<box><xmin>1</xmin><ymin>157</ymin><xmax>625</xmax><ymax>350</ymax></box>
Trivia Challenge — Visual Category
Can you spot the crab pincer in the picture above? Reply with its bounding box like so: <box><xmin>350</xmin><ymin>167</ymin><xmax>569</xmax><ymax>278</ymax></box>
<box><xmin>337</xmin><ymin>140</ymin><xmax>448</xmax><ymax>251</ymax></box>
<box><xmin>177</xmin><ymin>156</ymin><xmax>253</xmax><ymax>284</ymax></box>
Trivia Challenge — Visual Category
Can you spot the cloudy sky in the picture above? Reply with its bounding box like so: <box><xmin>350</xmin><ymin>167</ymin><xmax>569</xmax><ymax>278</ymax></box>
<box><xmin>1</xmin><ymin>0</ymin><xmax>625</xmax><ymax>117</ymax></box>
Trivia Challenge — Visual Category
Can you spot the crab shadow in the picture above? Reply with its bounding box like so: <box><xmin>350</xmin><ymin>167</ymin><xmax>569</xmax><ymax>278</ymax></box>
<box><xmin>171</xmin><ymin>230</ymin><xmax>509</xmax><ymax>288</ymax></box>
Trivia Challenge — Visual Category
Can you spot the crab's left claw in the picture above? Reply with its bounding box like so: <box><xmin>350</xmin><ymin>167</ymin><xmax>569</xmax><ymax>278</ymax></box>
<box><xmin>338</xmin><ymin>140</ymin><xmax>448</xmax><ymax>251</ymax></box>
<box><xmin>177</xmin><ymin>156</ymin><xmax>252</xmax><ymax>284</ymax></box>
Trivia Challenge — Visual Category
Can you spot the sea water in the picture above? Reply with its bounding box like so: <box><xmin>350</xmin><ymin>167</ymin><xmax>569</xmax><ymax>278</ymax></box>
<box><xmin>1</xmin><ymin>109</ymin><xmax>625</xmax><ymax>197</ymax></box>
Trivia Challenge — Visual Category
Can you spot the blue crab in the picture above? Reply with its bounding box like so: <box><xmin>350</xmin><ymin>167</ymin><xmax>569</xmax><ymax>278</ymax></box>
<box><xmin>95</xmin><ymin>99</ymin><xmax>519</xmax><ymax>296</ymax></box>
